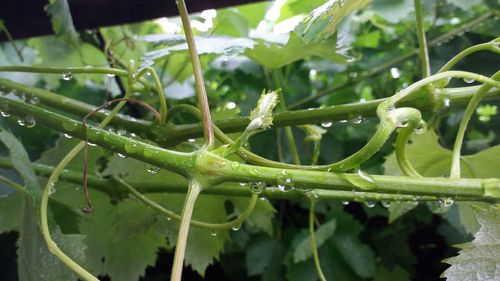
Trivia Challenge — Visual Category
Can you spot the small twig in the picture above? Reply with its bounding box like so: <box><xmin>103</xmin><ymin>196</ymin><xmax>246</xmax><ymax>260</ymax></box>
<box><xmin>414</xmin><ymin>0</ymin><xmax>431</xmax><ymax>77</ymax></box>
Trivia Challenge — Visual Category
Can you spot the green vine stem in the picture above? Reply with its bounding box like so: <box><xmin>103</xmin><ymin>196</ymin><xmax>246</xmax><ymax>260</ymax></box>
<box><xmin>176</xmin><ymin>0</ymin><xmax>214</xmax><ymax>149</ymax></box>
<box><xmin>309</xmin><ymin>200</ymin><xmax>327</xmax><ymax>281</ymax></box>
<box><xmin>438</xmin><ymin>38</ymin><xmax>500</xmax><ymax>73</ymax></box>
<box><xmin>0</xmin><ymin>174</ymin><xmax>25</xmax><ymax>193</ymax></box>
<box><xmin>0</xmin><ymin>157</ymin><xmax>445</xmax><ymax>202</ymax></box>
<box><xmin>1</xmin><ymin>77</ymin><xmax>499</xmax><ymax>144</ymax></box>
<box><xmin>133</xmin><ymin>66</ymin><xmax>168</xmax><ymax>124</ymax></box>
<box><xmin>450</xmin><ymin>71</ymin><xmax>500</xmax><ymax>178</ymax></box>
<box><xmin>114</xmin><ymin>176</ymin><xmax>257</xmax><ymax>230</ymax></box>
<box><xmin>0</xmin><ymin>65</ymin><xmax>149</xmax><ymax>89</ymax></box>
<box><xmin>170</xmin><ymin>179</ymin><xmax>202</xmax><ymax>281</ymax></box>
<box><xmin>395</xmin><ymin>122</ymin><xmax>423</xmax><ymax>177</ymax></box>
<box><xmin>413</xmin><ymin>0</ymin><xmax>431</xmax><ymax>78</ymax></box>
<box><xmin>2</xmin><ymin>95</ymin><xmax>500</xmax><ymax>202</ymax></box>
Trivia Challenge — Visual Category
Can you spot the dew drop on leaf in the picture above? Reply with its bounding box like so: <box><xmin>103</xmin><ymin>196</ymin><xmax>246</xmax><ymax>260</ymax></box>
<box><xmin>350</xmin><ymin>115</ymin><xmax>363</xmax><ymax>125</ymax></box>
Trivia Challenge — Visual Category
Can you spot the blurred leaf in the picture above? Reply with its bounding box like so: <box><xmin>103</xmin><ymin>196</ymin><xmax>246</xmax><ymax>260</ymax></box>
<box><xmin>295</xmin><ymin>0</ymin><xmax>371</xmax><ymax>42</ymax></box>
<box><xmin>374</xmin><ymin>265</ymin><xmax>411</xmax><ymax>281</ymax></box>
<box><xmin>443</xmin><ymin>206</ymin><xmax>500</xmax><ymax>281</ymax></box>
<box><xmin>45</xmin><ymin>0</ymin><xmax>78</xmax><ymax>41</ymax></box>
<box><xmin>371</xmin><ymin>0</ymin><xmax>414</xmax><ymax>23</ymax></box>
<box><xmin>448</xmin><ymin>0</ymin><xmax>483</xmax><ymax>10</ymax></box>
<box><xmin>212</xmin><ymin>10</ymin><xmax>250</xmax><ymax>37</ymax></box>
<box><xmin>0</xmin><ymin>192</ymin><xmax>23</xmax><ymax>233</ymax></box>
<box><xmin>355</xmin><ymin>30</ymin><xmax>382</xmax><ymax>48</ymax></box>
<box><xmin>245</xmin><ymin>33</ymin><xmax>348</xmax><ymax>69</ymax></box>
<box><xmin>246</xmin><ymin>235</ymin><xmax>286</xmax><ymax>277</ymax></box>
<box><xmin>388</xmin><ymin>202</ymin><xmax>418</xmax><ymax>223</ymax></box>
<box><xmin>293</xmin><ymin>219</ymin><xmax>336</xmax><ymax>263</ymax></box>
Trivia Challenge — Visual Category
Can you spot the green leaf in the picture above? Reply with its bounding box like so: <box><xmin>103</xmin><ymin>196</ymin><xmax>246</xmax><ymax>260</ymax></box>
<box><xmin>212</xmin><ymin>10</ymin><xmax>250</xmax><ymax>37</ymax></box>
<box><xmin>78</xmin><ymin>190</ymin><xmax>167</xmax><ymax>281</ymax></box>
<box><xmin>245</xmin><ymin>32</ymin><xmax>348</xmax><ymax>69</ymax></box>
<box><xmin>246</xmin><ymin>235</ymin><xmax>286</xmax><ymax>277</ymax></box>
<box><xmin>448</xmin><ymin>0</ymin><xmax>482</xmax><ymax>10</ymax></box>
<box><xmin>286</xmin><ymin>258</ymin><xmax>318</xmax><ymax>281</ymax></box>
<box><xmin>371</xmin><ymin>0</ymin><xmax>414</xmax><ymax>23</ymax></box>
<box><xmin>388</xmin><ymin>202</ymin><xmax>418</xmax><ymax>223</ymax></box>
<box><xmin>295</xmin><ymin>0</ymin><xmax>371</xmax><ymax>43</ymax></box>
<box><xmin>0</xmin><ymin>127</ymin><xmax>41</xmax><ymax>204</ymax></box>
<box><xmin>18</xmin><ymin>197</ymin><xmax>85</xmax><ymax>281</ymax></box>
<box><xmin>45</xmin><ymin>0</ymin><xmax>78</xmax><ymax>41</ymax></box>
<box><xmin>443</xmin><ymin>206</ymin><xmax>500</xmax><ymax>281</ymax></box>
<box><xmin>0</xmin><ymin>192</ymin><xmax>23</xmax><ymax>233</ymax></box>
<box><xmin>354</xmin><ymin>30</ymin><xmax>382</xmax><ymax>48</ymax></box>
<box><xmin>141</xmin><ymin>36</ymin><xmax>255</xmax><ymax>68</ymax></box>
<box><xmin>293</xmin><ymin>219</ymin><xmax>336</xmax><ymax>263</ymax></box>
<box><xmin>231</xmin><ymin>196</ymin><xmax>276</xmax><ymax>236</ymax></box>
<box><xmin>374</xmin><ymin>265</ymin><xmax>411</xmax><ymax>281</ymax></box>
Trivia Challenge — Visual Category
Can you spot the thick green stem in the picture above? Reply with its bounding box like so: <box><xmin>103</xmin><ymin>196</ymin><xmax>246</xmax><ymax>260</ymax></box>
<box><xmin>309</xmin><ymin>200</ymin><xmax>327</xmax><ymax>281</ymax></box>
<box><xmin>170</xmin><ymin>179</ymin><xmax>202</xmax><ymax>281</ymax></box>
<box><xmin>450</xmin><ymin>71</ymin><xmax>500</xmax><ymax>178</ymax></box>
<box><xmin>176</xmin><ymin>0</ymin><xmax>214</xmax><ymax>148</ymax></box>
<box><xmin>413</xmin><ymin>0</ymin><xmax>431</xmax><ymax>77</ymax></box>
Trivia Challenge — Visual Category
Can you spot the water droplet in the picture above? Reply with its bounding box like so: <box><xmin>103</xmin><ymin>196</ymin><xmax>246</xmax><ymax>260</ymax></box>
<box><xmin>231</xmin><ymin>225</ymin><xmax>241</xmax><ymax>231</ymax></box>
<box><xmin>339</xmin><ymin>119</ymin><xmax>348</xmax><ymax>123</ymax></box>
<box><xmin>0</xmin><ymin>102</ymin><xmax>10</xmax><ymax>117</ymax></box>
<box><xmin>129</xmin><ymin>133</ymin><xmax>137</xmax><ymax>139</ymax></box>
<box><xmin>117</xmin><ymin>129</ymin><xmax>127</xmax><ymax>136</ymax></box>
<box><xmin>296</xmin><ymin>185</ymin><xmax>312</xmax><ymax>194</ymax></box>
<box><xmin>210</xmin><ymin>230</ymin><xmax>217</xmax><ymax>237</ymax></box>
<box><xmin>49</xmin><ymin>182</ymin><xmax>57</xmax><ymax>195</ymax></box>
<box><xmin>146</xmin><ymin>165</ymin><xmax>160</xmax><ymax>174</ymax></box>
<box><xmin>117</xmin><ymin>153</ymin><xmax>127</xmax><ymax>158</ymax></box>
<box><xmin>259</xmin><ymin>196</ymin><xmax>267</xmax><ymax>201</ymax></box>
<box><xmin>390</xmin><ymin>67</ymin><xmax>401</xmax><ymax>79</ymax></box>
<box><xmin>440</xmin><ymin>197</ymin><xmax>454</xmax><ymax>207</ymax></box>
<box><xmin>341</xmin><ymin>200</ymin><xmax>350</xmax><ymax>205</ymax></box>
<box><xmin>450</xmin><ymin>17</ymin><xmax>460</xmax><ymax>25</ymax></box>
<box><xmin>231</xmin><ymin>162</ymin><xmax>241</xmax><ymax>170</ymax></box>
<box><xmin>249</xmin><ymin>182</ymin><xmax>266</xmax><ymax>194</ymax></box>
<box><xmin>348</xmin><ymin>72</ymin><xmax>358</xmax><ymax>78</ymax></box>
<box><xmin>276</xmin><ymin>170</ymin><xmax>294</xmax><ymax>192</ymax></box>
<box><xmin>28</xmin><ymin>96</ymin><xmax>40</xmax><ymax>105</ymax></box>
<box><xmin>124</xmin><ymin>141</ymin><xmax>138</xmax><ymax>153</ymax></box>
<box><xmin>350</xmin><ymin>115</ymin><xmax>363</xmax><ymax>124</ymax></box>
<box><xmin>62</xmin><ymin>72</ymin><xmax>73</xmax><ymax>81</ymax></box>
<box><xmin>188</xmin><ymin>138</ymin><xmax>196</xmax><ymax>143</ymax></box>
<box><xmin>415</xmin><ymin>121</ymin><xmax>426</xmax><ymax>134</ymax></box>
<box><xmin>106</xmin><ymin>73</ymin><xmax>116</xmax><ymax>78</ymax></box>
<box><xmin>321</xmin><ymin>121</ymin><xmax>332</xmax><ymax>128</ymax></box>
<box><xmin>63</xmin><ymin>121</ymin><xmax>79</xmax><ymax>132</ymax></box>
<box><xmin>226</xmin><ymin>101</ymin><xmax>236</xmax><ymax>110</ymax></box>
<box><xmin>17</xmin><ymin>117</ymin><xmax>25</xmax><ymax>126</ymax></box>
<box><xmin>347</xmin><ymin>169</ymin><xmax>377</xmax><ymax>190</ymax></box>
<box><xmin>381</xmin><ymin>200</ymin><xmax>391</xmax><ymax>208</ymax></box>
<box><xmin>364</xmin><ymin>201</ymin><xmax>376</xmax><ymax>208</ymax></box>
<box><xmin>239</xmin><ymin>182</ymin><xmax>247</xmax><ymax>187</ymax></box>
<box><xmin>166</xmin><ymin>217</ymin><xmax>172</xmax><ymax>221</ymax></box>
<box><xmin>24</xmin><ymin>115</ymin><xmax>36</xmax><ymax>128</ymax></box>
<box><xmin>397</xmin><ymin>120</ymin><xmax>409</xmax><ymax>128</ymax></box>
<box><xmin>63</xmin><ymin>133</ymin><xmax>73</xmax><ymax>139</ymax></box>
<box><xmin>463</xmin><ymin>77</ymin><xmax>475</xmax><ymax>84</ymax></box>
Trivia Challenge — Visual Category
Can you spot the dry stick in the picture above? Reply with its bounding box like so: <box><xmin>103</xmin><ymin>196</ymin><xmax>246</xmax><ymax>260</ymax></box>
<box><xmin>82</xmin><ymin>98</ymin><xmax>161</xmax><ymax>212</ymax></box>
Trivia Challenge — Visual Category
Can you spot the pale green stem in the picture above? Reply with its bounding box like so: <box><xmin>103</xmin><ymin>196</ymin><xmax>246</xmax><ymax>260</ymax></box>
<box><xmin>438</xmin><ymin>39</ymin><xmax>500</xmax><ymax>73</ymax></box>
<box><xmin>0</xmin><ymin>174</ymin><xmax>25</xmax><ymax>193</ymax></box>
<box><xmin>395</xmin><ymin>123</ymin><xmax>423</xmax><ymax>177</ymax></box>
<box><xmin>134</xmin><ymin>67</ymin><xmax>168</xmax><ymax>124</ymax></box>
<box><xmin>114</xmin><ymin>176</ymin><xmax>257</xmax><ymax>230</ymax></box>
<box><xmin>309</xmin><ymin>200</ymin><xmax>327</xmax><ymax>281</ymax></box>
<box><xmin>413</xmin><ymin>0</ymin><xmax>431</xmax><ymax>77</ymax></box>
<box><xmin>170</xmin><ymin>179</ymin><xmax>202</xmax><ymax>281</ymax></box>
<box><xmin>450</xmin><ymin>71</ymin><xmax>500</xmax><ymax>178</ymax></box>
<box><xmin>176</xmin><ymin>0</ymin><xmax>214</xmax><ymax>148</ymax></box>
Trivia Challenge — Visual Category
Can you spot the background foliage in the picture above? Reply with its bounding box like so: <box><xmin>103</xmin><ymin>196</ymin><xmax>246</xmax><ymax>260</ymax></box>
<box><xmin>0</xmin><ymin>0</ymin><xmax>499</xmax><ymax>280</ymax></box>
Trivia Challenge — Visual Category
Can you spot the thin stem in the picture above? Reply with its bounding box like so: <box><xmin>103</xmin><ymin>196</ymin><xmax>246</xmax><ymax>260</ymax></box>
<box><xmin>135</xmin><ymin>67</ymin><xmax>168</xmax><ymax>124</ymax></box>
<box><xmin>395</xmin><ymin>123</ymin><xmax>423</xmax><ymax>177</ymax></box>
<box><xmin>170</xmin><ymin>179</ymin><xmax>202</xmax><ymax>281</ymax></box>
<box><xmin>309</xmin><ymin>200</ymin><xmax>327</xmax><ymax>281</ymax></box>
<box><xmin>450</xmin><ymin>71</ymin><xmax>500</xmax><ymax>178</ymax></box>
<box><xmin>176</xmin><ymin>0</ymin><xmax>214</xmax><ymax>149</ymax></box>
<box><xmin>114</xmin><ymin>176</ymin><xmax>257</xmax><ymax>230</ymax></box>
<box><xmin>0</xmin><ymin>174</ymin><xmax>25</xmax><ymax>193</ymax></box>
<box><xmin>438</xmin><ymin>39</ymin><xmax>500</xmax><ymax>73</ymax></box>
<box><xmin>413</xmin><ymin>0</ymin><xmax>431</xmax><ymax>77</ymax></box>
<box><xmin>0</xmin><ymin>20</ymin><xmax>24</xmax><ymax>62</ymax></box>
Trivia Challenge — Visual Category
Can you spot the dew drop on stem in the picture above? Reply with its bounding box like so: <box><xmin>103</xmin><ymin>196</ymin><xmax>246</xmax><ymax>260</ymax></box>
<box><xmin>231</xmin><ymin>162</ymin><xmax>241</xmax><ymax>170</ymax></box>
<box><xmin>249</xmin><ymin>182</ymin><xmax>266</xmax><ymax>194</ymax></box>
<box><xmin>117</xmin><ymin>153</ymin><xmax>127</xmax><ymax>158</ymax></box>
<box><xmin>210</xmin><ymin>230</ymin><xmax>217</xmax><ymax>237</ymax></box>
<box><xmin>341</xmin><ymin>200</ymin><xmax>350</xmax><ymax>206</ymax></box>
<box><xmin>24</xmin><ymin>115</ymin><xmax>36</xmax><ymax>128</ymax></box>
<box><xmin>364</xmin><ymin>201</ymin><xmax>376</xmax><ymax>208</ymax></box>
<box><xmin>17</xmin><ymin>117</ymin><xmax>25</xmax><ymax>126</ymax></box>
<box><xmin>63</xmin><ymin>133</ymin><xmax>73</xmax><ymax>139</ymax></box>
<box><xmin>231</xmin><ymin>225</ymin><xmax>241</xmax><ymax>231</ymax></box>
<box><xmin>146</xmin><ymin>165</ymin><xmax>160</xmax><ymax>174</ymax></box>
<box><xmin>321</xmin><ymin>121</ymin><xmax>332</xmax><ymax>128</ymax></box>
<box><xmin>62</xmin><ymin>72</ymin><xmax>73</xmax><ymax>81</ymax></box>
<box><xmin>463</xmin><ymin>77</ymin><xmax>475</xmax><ymax>84</ymax></box>
<box><xmin>1</xmin><ymin>103</ymin><xmax>10</xmax><ymax>117</ymax></box>
<box><xmin>276</xmin><ymin>170</ymin><xmax>294</xmax><ymax>192</ymax></box>
<box><xmin>381</xmin><ymin>200</ymin><xmax>391</xmax><ymax>208</ymax></box>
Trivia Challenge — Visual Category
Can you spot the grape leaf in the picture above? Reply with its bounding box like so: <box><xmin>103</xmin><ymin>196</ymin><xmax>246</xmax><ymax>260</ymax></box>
<box><xmin>374</xmin><ymin>265</ymin><xmax>411</xmax><ymax>281</ymax></box>
<box><xmin>231</xmin><ymin>196</ymin><xmax>276</xmax><ymax>236</ymax></box>
<box><xmin>45</xmin><ymin>0</ymin><xmax>78</xmax><ymax>41</ymax></box>
<box><xmin>293</xmin><ymin>219</ymin><xmax>336</xmax><ymax>263</ymax></box>
<box><xmin>443</xmin><ymin>206</ymin><xmax>500</xmax><ymax>281</ymax></box>
<box><xmin>286</xmin><ymin>258</ymin><xmax>318</xmax><ymax>281</ymax></box>
<box><xmin>246</xmin><ymin>235</ymin><xmax>286</xmax><ymax>277</ymax></box>
<box><xmin>78</xmin><ymin>190</ymin><xmax>167</xmax><ymax>281</ymax></box>
<box><xmin>384</xmin><ymin>131</ymin><xmax>500</xmax><ymax>225</ymax></box>
<box><xmin>295</xmin><ymin>0</ymin><xmax>371</xmax><ymax>43</ymax></box>
<box><xmin>371</xmin><ymin>0</ymin><xmax>414</xmax><ymax>24</ymax></box>
<box><xmin>0</xmin><ymin>192</ymin><xmax>23</xmax><ymax>233</ymax></box>
<box><xmin>245</xmin><ymin>32</ymin><xmax>348</xmax><ymax>69</ymax></box>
